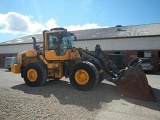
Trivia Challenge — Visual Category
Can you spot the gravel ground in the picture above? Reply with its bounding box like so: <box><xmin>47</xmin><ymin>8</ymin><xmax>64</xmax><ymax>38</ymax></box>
<box><xmin>0</xmin><ymin>68</ymin><xmax>160</xmax><ymax>120</ymax></box>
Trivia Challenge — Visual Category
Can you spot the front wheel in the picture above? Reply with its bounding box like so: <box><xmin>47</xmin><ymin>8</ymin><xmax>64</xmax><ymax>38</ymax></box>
<box><xmin>69</xmin><ymin>61</ymin><xmax>99</xmax><ymax>91</ymax></box>
<box><xmin>23</xmin><ymin>62</ymin><xmax>47</xmax><ymax>87</ymax></box>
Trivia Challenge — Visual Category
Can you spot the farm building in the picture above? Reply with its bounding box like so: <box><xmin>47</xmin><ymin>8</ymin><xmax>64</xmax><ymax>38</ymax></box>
<box><xmin>0</xmin><ymin>23</ymin><xmax>160</xmax><ymax>70</ymax></box>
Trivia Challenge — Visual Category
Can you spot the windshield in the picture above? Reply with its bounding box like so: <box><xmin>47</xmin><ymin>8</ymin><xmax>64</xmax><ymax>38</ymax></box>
<box><xmin>63</xmin><ymin>32</ymin><xmax>74</xmax><ymax>48</ymax></box>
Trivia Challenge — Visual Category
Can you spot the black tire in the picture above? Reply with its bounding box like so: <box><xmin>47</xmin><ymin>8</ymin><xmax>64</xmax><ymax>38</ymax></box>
<box><xmin>90</xmin><ymin>60</ymin><xmax>104</xmax><ymax>83</ymax></box>
<box><xmin>69</xmin><ymin>61</ymin><xmax>99</xmax><ymax>91</ymax></box>
<box><xmin>23</xmin><ymin>62</ymin><xmax>47</xmax><ymax>87</ymax></box>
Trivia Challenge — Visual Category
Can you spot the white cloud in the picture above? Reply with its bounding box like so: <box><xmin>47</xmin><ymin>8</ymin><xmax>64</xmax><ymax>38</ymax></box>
<box><xmin>0</xmin><ymin>12</ymin><xmax>108</xmax><ymax>35</ymax></box>
<box><xmin>28</xmin><ymin>22</ymin><xmax>45</xmax><ymax>33</ymax></box>
<box><xmin>65</xmin><ymin>23</ymin><xmax>108</xmax><ymax>31</ymax></box>
<box><xmin>0</xmin><ymin>12</ymin><xmax>45</xmax><ymax>34</ymax></box>
<box><xmin>0</xmin><ymin>14</ymin><xmax>5</xmax><ymax>25</ymax></box>
<box><xmin>5</xmin><ymin>12</ymin><xmax>29</xmax><ymax>31</ymax></box>
<box><xmin>45</xmin><ymin>19</ymin><xmax>59</xmax><ymax>29</ymax></box>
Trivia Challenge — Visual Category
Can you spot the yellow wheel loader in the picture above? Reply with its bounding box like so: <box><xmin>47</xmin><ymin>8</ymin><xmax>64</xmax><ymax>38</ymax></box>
<box><xmin>11</xmin><ymin>28</ymin><xmax>156</xmax><ymax>101</ymax></box>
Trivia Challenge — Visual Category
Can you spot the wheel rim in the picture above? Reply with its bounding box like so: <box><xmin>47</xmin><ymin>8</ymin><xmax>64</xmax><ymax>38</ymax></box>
<box><xmin>27</xmin><ymin>69</ymin><xmax>38</xmax><ymax>82</ymax></box>
<box><xmin>75</xmin><ymin>69</ymin><xmax>89</xmax><ymax>85</ymax></box>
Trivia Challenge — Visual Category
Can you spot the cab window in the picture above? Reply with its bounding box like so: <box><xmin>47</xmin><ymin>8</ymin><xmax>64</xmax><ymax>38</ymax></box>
<box><xmin>48</xmin><ymin>33</ymin><xmax>58</xmax><ymax>50</ymax></box>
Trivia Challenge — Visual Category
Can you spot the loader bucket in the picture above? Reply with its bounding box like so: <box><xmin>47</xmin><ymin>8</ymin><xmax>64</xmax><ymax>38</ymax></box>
<box><xmin>116</xmin><ymin>64</ymin><xmax>156</xmax><ymax>101</ymax></box>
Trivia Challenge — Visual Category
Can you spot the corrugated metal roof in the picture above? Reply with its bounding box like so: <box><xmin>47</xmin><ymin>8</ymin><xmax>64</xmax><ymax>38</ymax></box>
<box><xmin>1</xmin><ymin>23</ymin><xmax>160</xmax><ymax>45</ymax></box>
<box><xmin>0</xmin><ymin>34</ymin><xmax>43</xmax><ymax>45</ymax></box>
<box><xmin>73</xmin><ymin>23</ymin><xmax>160</xmax><ymax>40</ymax></box>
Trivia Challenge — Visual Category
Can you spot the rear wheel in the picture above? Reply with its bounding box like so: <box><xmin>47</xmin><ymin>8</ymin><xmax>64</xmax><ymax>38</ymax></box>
<box><xmin>23</xmin><ymin>62</ymin><xmax>47</xmax><ymax>87</ymax></box>
<box><xmin>69</xmin><ymin>61</ymin><xmax>99</xmax><ymax>91</ymax></box>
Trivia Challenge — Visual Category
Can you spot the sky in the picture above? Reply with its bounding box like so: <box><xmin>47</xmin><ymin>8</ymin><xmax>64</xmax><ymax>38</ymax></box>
<box><xmin>0</xmin><ymin>0</ymin><xmax>160</xmax><ymax>43</ymax></box>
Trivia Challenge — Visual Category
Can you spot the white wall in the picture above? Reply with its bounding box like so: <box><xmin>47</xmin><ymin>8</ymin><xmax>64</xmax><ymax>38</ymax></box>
<box><xmin>0</xmin><ymin>43</ymin><xmax>43</xmax><ymax>54</ymax></box>
<box><xmin>0</xmin><ymin>36</ymin><xmax>159</xmax><ymax>54</ymax></box>
<box><xmin>74</xmin><ymin>36</ymin><xmax>160</xmax><ymax>51</ymax></box>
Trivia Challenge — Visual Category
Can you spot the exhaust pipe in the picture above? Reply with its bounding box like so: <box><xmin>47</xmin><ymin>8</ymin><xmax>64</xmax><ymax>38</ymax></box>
<box><xmin>32</xmin><ymin>37</ymin><xmax>37</xmax><ymax>49</ymax></box>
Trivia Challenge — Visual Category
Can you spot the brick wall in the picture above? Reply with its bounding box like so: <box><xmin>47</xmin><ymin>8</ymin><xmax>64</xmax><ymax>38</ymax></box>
<box><xmin>105</xmin><ymin>50</ymin><xmax>160</xmax><ymax>71</ymax></box>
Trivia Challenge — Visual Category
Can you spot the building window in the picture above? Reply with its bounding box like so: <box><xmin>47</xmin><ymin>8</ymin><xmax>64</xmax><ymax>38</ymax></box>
<box><xmin>144</xmin><ymin>51</ymin><xmax>151</xmax><ymax>57</ymax></box>
<box><xmin>137</xmin><ymin>51</ymin><xmax>144</xmax><ymax>57</ymax></box>
<box><xmin>158</xmin><ymin>51</ymin><xmax>160</xmax><ymax>57</ymax></box>
<box><xmin>137</xmin><ymin>51</ymin><xmax>151</xmax><ymax>58</ymax></box>
<box><xmin>114</xmin><ymin>51</ymin><xmax>120</xmax><ymax>54</ymax></box>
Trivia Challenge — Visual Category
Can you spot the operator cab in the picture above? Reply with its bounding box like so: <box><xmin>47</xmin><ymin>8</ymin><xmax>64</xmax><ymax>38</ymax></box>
<box><xmin>43</xmin><ymin>28</ymin><xmax>77</xmax><ymax>60</ymax></box>
<box><xmin>47</xmin><ymin>29</ymin><xmax>74</xmax><ymax>55</ymax></box>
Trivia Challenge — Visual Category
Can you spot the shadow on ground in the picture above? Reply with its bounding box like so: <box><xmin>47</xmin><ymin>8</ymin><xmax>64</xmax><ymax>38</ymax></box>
<box><xmin>12</xmin><ymin>79</ymin><xmax>160</xmax><ymax>111</ymax></box>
